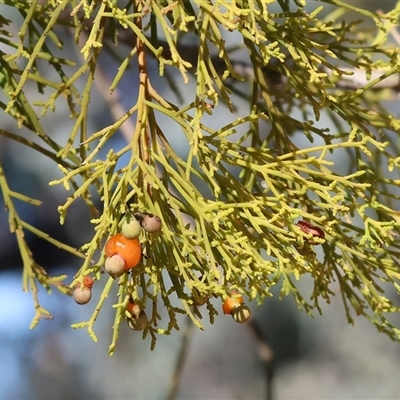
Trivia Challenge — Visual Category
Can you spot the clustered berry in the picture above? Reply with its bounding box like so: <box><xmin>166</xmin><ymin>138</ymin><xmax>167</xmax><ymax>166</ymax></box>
<box><xmin>222</xmin><ymin>291</ymin><xmax>251</xmax><ymax>323</ymax></box>
<box><xmin>71</xmin><ymin>210</ymin><xmax>256</xmax><ymax>330</ymax></box>
<box><xmin>103</xmin><ymin>212</ymin><xmax>162</xmax><ymax>278</ymax></box>
<box><xmin>71</xmin><ymin>213</ymin><xmax>326</xmax><ymax>334</ymax></box>
<box><xmin>121</xmin><ymin>215</ymin><xmax>142</xmax><ymax>239</ymax></box>
<box><xmin>72</xmin><ymin>212</ymin><xmax>162</xmax><ymax>322</ymax></box>
<box><xmin>73</xmin><ymin>276</ymin><xmax>94</xmax><ymax>305</ymax></box>
<box><xmin>125</xmin><ymin>297</ymin><xmax>148</xmax><ymax>331</ymax></box>
<box><xmin>104</xmin><ymin>233</ymin><xmax>142</xmax><ymax>277</ymax></box>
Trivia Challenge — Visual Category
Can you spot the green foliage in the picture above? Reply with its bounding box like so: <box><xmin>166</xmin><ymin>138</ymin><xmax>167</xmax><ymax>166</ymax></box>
<box><xmin>1</xmin><ymin>0</ymin><xmax>400</xmax><ymax>352</ymax></box>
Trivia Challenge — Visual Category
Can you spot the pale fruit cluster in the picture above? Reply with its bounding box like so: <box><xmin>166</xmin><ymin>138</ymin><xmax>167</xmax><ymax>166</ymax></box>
<box><xmin>71</xmin><ymin>212</ymin><xmax>162</xmax><ymax>336</ymax></box>
<box><xmin>103</xmin><ymin>212</ymin><xmax>162</xmax><ymax>277</ymax></box>
<box><xmin>222</xmin><ymin>292</ymin><xmax>252</xmax><ymax>323</ymax></box>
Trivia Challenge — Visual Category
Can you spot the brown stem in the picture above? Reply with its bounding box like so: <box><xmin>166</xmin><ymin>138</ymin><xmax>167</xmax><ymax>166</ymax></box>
<box><xmin>134</xmin><ymin>0</ymin><xmax>151</xmax><ymax>197</ymax></box>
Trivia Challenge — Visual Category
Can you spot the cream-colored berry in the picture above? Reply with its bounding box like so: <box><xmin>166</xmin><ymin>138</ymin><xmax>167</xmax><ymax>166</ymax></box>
<box><xmin>135</xmin><ymin>213</ymin><xmax>162</xmax><ymax>233</ymax></box>
<box><xmin>121</xmin><ymin>216</ymin><xmax>142</xmax><ymax>239</ymax></box>
<box><xmin>104</xmin><ymin>254</ymin><xmax>126</xmax><ymax>277</ymax></box>
<box><xmin>73</xmin><ymin>286</ymin><xmax>92</xmax><ymax>305</ymax></box>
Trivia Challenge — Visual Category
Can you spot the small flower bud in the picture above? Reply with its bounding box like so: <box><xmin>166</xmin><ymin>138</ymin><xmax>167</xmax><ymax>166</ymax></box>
<box><xmin>73</xmin><ymin>286</ymin><xmax>92</xmax><ymax>305</ymax></box>
<box><xmin>104</xmin><ymin>254</ymin><xmax>126</xmax><ymax>277</ymax></box>
<box><xmin>75</xmin><ymin>276</ymin><xmax>94</xmax><ymax>290</ymax></box>
<box><xmin>121</xmin><ymin>216</ymin><xmax>142</xmax><ymax>239</ymax></box>
<box><xmin>82</xmin><ymin>276</ymin><xmax>94</xmax><ymax>289</ymax></box>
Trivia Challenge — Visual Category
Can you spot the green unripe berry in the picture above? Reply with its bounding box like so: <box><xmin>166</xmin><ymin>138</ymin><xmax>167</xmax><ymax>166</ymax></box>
<box><xmin>121</xmin><ymin>216</ymin><xmax>142</xmax><ymax>239</ymax></box>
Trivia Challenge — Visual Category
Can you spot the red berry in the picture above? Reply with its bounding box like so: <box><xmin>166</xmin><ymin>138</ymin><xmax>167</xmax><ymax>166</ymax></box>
<box><xmin>105</xmin><ymin>233</ymin><xmax>142</xmax><ymax>269</ymax></box>
<box><xmin>222</xmin><ymin>292</ymin><xmax>244</xmax><ymax>315</ymax></box>
<box><xmin>82</xmin><ymin>276</ymin><xmax>94</xmax><ymax>289</ymax></box>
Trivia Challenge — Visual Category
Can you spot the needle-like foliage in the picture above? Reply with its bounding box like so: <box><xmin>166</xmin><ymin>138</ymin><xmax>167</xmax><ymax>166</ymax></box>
<box><xmin>1</xmin><ymin>0</ymin><xmax>400</xmax><ymax>352</ymax></box>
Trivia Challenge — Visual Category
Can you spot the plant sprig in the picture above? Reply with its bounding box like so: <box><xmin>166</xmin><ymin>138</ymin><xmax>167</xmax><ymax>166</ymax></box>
<box><xmin>1</xmin><ymin>0</ymin><xmax>400</xmax><ymax>351</ymax></box>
